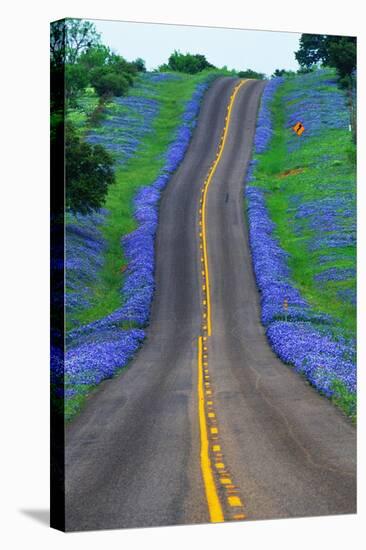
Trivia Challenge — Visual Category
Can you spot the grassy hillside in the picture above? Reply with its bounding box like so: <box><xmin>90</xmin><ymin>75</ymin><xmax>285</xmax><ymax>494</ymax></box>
<box><xmin>246</xmin><ymin>69</ymin><xmax>356</xmax><ymax>419</ymax></box>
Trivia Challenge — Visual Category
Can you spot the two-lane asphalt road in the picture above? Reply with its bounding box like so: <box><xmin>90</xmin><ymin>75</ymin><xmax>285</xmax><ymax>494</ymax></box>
<box><xmin>65</xmin><ymin>77</ymin><xmax>356</xmax><ymax>531</ymax></box>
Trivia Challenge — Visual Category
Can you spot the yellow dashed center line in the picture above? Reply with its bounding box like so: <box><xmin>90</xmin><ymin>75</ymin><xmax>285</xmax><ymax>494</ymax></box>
<box><xmin>201</xmin><ymin>79</ymin><xmax>248</xmax><ymax>336</ymax></box>
<box><xmin>197</xmin><ymin>336</ymin><xmax>224</xmax><ymax>523</ymax></box>
<box><xmin>221</xmin><ymin>478</ymin><xmax>232</xmax><ymax>485</ymax></box>
<box><xmin>228</xmin><ymin>496</ymin><xmax>243</xmax><ymax>508</ymax></box>
<box><xmin>197</xmin><ymin>80</ymin><xmax>248</xmax><ymax>524</ymax></box>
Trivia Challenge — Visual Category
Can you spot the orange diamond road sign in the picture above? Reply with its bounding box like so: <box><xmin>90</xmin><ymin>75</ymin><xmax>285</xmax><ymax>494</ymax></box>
<box><xmin>293</xmin><ymin>121</ymin><xmax>305</xmax><ymax>136</ymax></box>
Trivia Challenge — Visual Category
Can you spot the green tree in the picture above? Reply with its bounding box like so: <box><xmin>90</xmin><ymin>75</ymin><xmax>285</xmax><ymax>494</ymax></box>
<box><xmin>67</xmin><ymin>44</ymin><xmax>137</xmax><ymax>100</ymax></box>
<box><xmin>326</xmin><ymin>37</ymin><xmax>357</xmax><ymax>86</ymax></box>
<box><xmin>107</xmin><ymin>52</ymin><xmax>137</xmax><ymax>83</ymax></box>
<box><xmin>163</xmin><ymin>50</ymin><xmax>215</xmax><ymax>74</ymax></box>
<box><xmin>51</xmin><ymin>19</ymin><xmax>100</xmax><ymax>66</ymax></box>
<box><xmin>51</xmin><ymin>20</ymin><xmax>102</xmax><ymax>104</ymax></box>
<box><xmin>78</xmin><ymin>44</ymin><xmax>110</xmax><ymax>71</ymax></box>
<box><xmin>90</xmin><ymin>68</ymin><xmax>130</xmax><ymax>98</ymax></box>
<box><xmin>65</xmin><ymin>63</ymin><xmax>89</xmax><ymax>103</ymax></box>
<box><xmin>65</xmin><ymin>19</ymin><xmax>100</xmax><ymax>64</ymax></box>
<box><xmin>65</xmin><ymin>123</ymin><xmax>115</xmax><ymax>214</ymax></box>
<box><xmin>295</xmin><ymin>34</ymin><xmax>329</xmax><ymax>67</ymax></box>
<box><xmin>132</xmin><ymin>57</ymin><xmax>146</xmax><ymax>72</ymax></box>
<box><xmin>295</xmin><ymin>34</ymin><xmax>356</xmax><ymax>85</ymax></box>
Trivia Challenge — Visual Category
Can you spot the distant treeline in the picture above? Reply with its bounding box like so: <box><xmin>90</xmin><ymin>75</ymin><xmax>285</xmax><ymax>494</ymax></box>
<box><xmin>51</xmin><ymin>20</ymin><xmax>356</xmax><ymax>216</ymax></box>
<box><xmin>158</xmin><ymin>50</ymin><xmax>266</xmax><ymax>79</ymax></box>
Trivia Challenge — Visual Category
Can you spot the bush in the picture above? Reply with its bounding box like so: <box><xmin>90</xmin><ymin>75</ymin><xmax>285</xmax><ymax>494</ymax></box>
<box><xmin>163</xmin><ymin>50</ymin><xmax>215</xmax><ymax>74</ymax></box>
<box><xmin>107</xmin><ymin>53</ymin><xmax>137</xmax><ymax>79</ymax></box>
<box><xmin>66</xmin><ymin>123</ymin><xmax>115</xmax><ymax>214</ymax></box>
<box><xmin>90</xmin><ymin>68</ymin><xmax>130</xmax><ymax>98</ymax></box>
<box><xmin>132</xmin><ymin>58</ymin><xmax>146</xmax><ymax>72</ymax></box>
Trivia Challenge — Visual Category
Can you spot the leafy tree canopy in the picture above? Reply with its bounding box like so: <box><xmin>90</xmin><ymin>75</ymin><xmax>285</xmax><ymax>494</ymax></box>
<box><xmin>65</xmin><ymin>63</ymin><xmax>89</xmax><ymax>103</ymax></box>
<box><xmin>50</xmin><ymin>19</ymin><xmax>101</xmax><ymax>66</ymax></box>
<box><xmin>65</xmin><ymin>123</ymin><xmax>115</xmax><ymax>214</ymax></box>
<box><xmin>65</xmin><ymin>19</ymin><xmax>101</xmax><ymax>64</ymax></box>
<box><xmin>295</xmin><ymin>34</ymin><xmax>329</xmax><ymax>67</ymax></box>
<box><xmin>78</xmin><ymin>44</ymin><xmax>110</xmax><ymax>70</ymax></box>
<box><xmin>161</xmin><ymin>50</ymin><xmax>216</xmax><ymax>74</ymax></box>
<box><xmin>83</xmin><ymin>48</ymin><xmax>137</xmax><ymax>98</ymax></box>
<box><xmin>90</xmin><ymin>68</ymin><xmax>130</xmax><ymax>98</ymax></box>
<box><xmin>131</xmin><ymin>58</ymin><xmax>146</xmax><ymax>72</ymax></box>
<box><xmin>295</xmin><ymin>34</ymin><xmax>356</xmax><ymax>85</ymax></box>
<box><xmin>51</xmin><ymin>19</ymin><xmax>141</xmax><ymax>101</ymax></box>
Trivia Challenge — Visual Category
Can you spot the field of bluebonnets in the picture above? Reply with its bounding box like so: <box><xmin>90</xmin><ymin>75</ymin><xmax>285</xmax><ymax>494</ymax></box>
<box><xmin>58</xmin><ymin>70</ymin><xmax>226</xmax><ymax>419</ymax></box>
<box><xmin>54</xmin><ymin>66</ymin><xmax>356</xmax><ymax>421</ymax></box>
<box><xmin>245</xmin><ymin>69</ymin><xmax>356</xmax><ymax>418</ymax></box>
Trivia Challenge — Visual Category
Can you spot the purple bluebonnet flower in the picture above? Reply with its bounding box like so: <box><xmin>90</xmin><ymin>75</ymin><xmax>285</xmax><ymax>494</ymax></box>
<box><xmin>337</xmin><ymin>288</ymin><xmax>356</xmax><ymax>306</ymax></box>
<box><xmin>65</xmin><ymin>209</ymin><xmax>107</xmax><ymax>325</ymax></box>
<box><xmin>314</xmin><ymin>267</ymin><xmax>355</xmax><ymax>283</ymax></box>
<box><xmin>267</xmin><ymin>321</ymin><xmax>356</xmax><ymax>395</ymax></box>
<box><xmin>246</xmin><ymin>186</ymin><xmax>331</xmax><ymax>326</ymax></box>
<box><xmin>115</xmin><ymin>79</ymin><xmax>213</xmax><ymax>328</ymax></box>
<box><xmin>254</xmin><ymin>78</ymin><xmax>284</xmax><ymax>153</ymax></box>
<box><xmin>60</xmin><ymin>74</ymin><xmax>216</xmax><ymax>407</ymax></box>
<box><xmin>86</xmin><ymin>95</ymin><xmax>159</xmax><ymax>166</ymax></box>
<box><xmin>244</xmin><ymin>71</ymin><xmax>356</xmax><ymax>401</ymax></box>
<box><xmin>147</xmin><ymin>73</ymin><xmax>182</xmax><ymax>83</ymax></box>
<box><xmin>65</xmin><ymin>328</ymin><xmax>145</xmax><ymax>385</ymax></box>
<box><xmin>284</xmin><ymin>71</ymin><xmax>349</xmax><ymax>153</ymax></box>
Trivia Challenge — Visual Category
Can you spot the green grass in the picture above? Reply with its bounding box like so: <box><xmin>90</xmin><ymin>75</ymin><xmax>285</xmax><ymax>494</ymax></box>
<box><xmin>253</xmin><ymin>73</ymin><xmax>356</xmax><ymax>337</ymax></box>
<box><xmin>331</xmin><ymin>380</ymin><xmax>356</xmax><ymax>422</ymax></box>
<box><xmin>251</xmin><ymin>71</ymin><xmax>356</xmax><ymax>419</ymax></box>
<box><xmin>70</xmin><ymin>71</ymin><xmax>226</xmax><ymax>329</ymax></box>
<box><xmin>63</xmin><ymin>70</ymin><xmax>232</xmax><ymax>419</ymax></box>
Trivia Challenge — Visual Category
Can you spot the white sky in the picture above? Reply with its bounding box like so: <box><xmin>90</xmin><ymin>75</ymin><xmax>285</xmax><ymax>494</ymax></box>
<box><xmin>90</xmin><ymin>19</ymin><xmax>301</xmax><ymax>76</ymax></box>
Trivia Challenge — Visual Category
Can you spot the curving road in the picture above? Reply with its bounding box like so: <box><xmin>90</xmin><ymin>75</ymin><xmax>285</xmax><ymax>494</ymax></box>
<box><xmin>65</xmin><ymin>77</ymin><xmax>356</xmax><ymax>531</ymax></box>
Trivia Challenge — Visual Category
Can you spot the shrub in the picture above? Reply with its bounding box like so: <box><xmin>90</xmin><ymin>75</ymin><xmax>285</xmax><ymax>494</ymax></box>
<box><xmin>132</xmin><ymin>57</ymin><xmax>146</xmax><ymax>72</ymax></box>
<box><xmin>91</xmin><ymin>68</ymin><xmax>130</xmax><ymax>98</ymax></box>
<box><xmin>66</xmin><ymin>123</ymin><xmax>115</xmax><ymax>213</ymax></box>
<box><xmin>163</xmin><ymin>50</ymin><xmax>215</xmax><ymax>74</ymax></box>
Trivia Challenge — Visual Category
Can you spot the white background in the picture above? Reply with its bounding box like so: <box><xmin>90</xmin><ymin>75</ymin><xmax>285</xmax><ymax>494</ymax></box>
<box><xmin>0</xmin><ymin>1</ymin><xmax>364</xmax><ymax>548</ymax></box>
